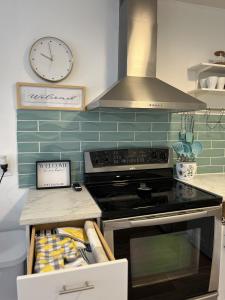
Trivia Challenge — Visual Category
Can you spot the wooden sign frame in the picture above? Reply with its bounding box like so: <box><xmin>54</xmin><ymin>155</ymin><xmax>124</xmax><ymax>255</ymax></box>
<box><xmin>16</xmin><ymin>82</ymin><xmax>85</xmax><ymax>111</ymax></box>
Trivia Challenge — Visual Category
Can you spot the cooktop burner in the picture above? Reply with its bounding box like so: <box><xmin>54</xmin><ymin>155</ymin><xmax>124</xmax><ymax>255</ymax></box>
<box><xmin>84</xmin><ymin>148</ymin><xmax>222</xmax><ymax>220</ymax></box>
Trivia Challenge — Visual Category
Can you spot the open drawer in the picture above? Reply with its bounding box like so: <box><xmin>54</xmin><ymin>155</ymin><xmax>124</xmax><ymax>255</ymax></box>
<box><xmin>17</xmin><ymin>220</ymin><xmax>128</xmax><ymax>300</ymax></box>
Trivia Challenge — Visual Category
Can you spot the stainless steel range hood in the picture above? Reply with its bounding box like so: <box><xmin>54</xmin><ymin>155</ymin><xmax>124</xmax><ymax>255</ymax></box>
<box><xmin>87</xmin><ymin>0</ymin><xmax>206</xmax><ymax>112</ymax></box>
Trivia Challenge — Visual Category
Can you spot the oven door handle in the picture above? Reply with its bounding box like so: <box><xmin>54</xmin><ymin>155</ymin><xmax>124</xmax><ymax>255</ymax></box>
<box><xmin>129</xmin><ymin>210</ymin><xmax>208</xmax><ymax>227</ymax></box>
<box><xmin>103</xmin><ymin>207</ymin><xmax>221</xmax><ymax>231</ymax></box>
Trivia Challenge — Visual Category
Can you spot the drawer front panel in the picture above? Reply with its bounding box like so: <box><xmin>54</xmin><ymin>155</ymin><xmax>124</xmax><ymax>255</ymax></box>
<box><xmin>17</xmin><ymin>259</ymin><xmax>128</xmax><ymax>300</ymax></box>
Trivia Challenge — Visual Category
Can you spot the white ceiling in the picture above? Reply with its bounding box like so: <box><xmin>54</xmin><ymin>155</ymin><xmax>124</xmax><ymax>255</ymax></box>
<box><xmin>177</xmin><ymin>0</ymin><xmax>225</xmax><ymax>9</ymax></box>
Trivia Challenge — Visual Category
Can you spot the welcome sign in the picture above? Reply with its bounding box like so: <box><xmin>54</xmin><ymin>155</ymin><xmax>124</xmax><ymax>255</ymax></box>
<box><xmin>16</xmin><ymin>82</ymin><xmax>85</xmax><ymax>111</ymax></box>
<box><xmin>36</xmin><ymin>160</ymin><xmax>71</xmax><ymax>189</ymax></box>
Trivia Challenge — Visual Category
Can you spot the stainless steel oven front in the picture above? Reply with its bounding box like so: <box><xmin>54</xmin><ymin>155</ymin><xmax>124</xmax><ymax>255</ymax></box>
<box><xmin>102</xmin><ymin>206</ymin><xmax>222</xmax><ymax>300</ymax></box>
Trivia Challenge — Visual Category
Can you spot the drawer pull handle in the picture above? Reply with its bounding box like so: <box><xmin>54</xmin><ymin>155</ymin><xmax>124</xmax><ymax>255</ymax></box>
<box><xmin>59</xmin><ymin>281</ymin><xmax>95</xmax><ymax>295</ymax></box>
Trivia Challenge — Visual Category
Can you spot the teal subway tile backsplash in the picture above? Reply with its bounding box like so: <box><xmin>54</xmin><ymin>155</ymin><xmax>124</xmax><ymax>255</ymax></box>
<box><xmin>61</xmin><ymin>151</ymin><xmax>83</xmax><ymax>161</ymax></box>
<box><xmin>61</xmin><ymin>111</ymin><xmax>99</xmax><ymax>121</ymax></box>
<box><xmin>196</xmin><ymin>158</ymin><xmax>211</xmax><ymax>166</ymax></box>
<box><xmin>100</xmin><ymin>112</ymin><xmax>135</xmax><ymax>122</ymax></box>
<box><xmin>118</xmin><ymin>122</ymin><xmax>151</xmax><ymax>132</ymax></box>
<box><xmin>18</xmin><ymin>152</ymin><xmax>61</xmax><ymax>164</ymax></box>
<box><xmin>18</xmin><ymin>143</ymin><xmax>39</xmax><ymax>153</ymax></box>
<box><xmin>17</xmin><ymin>121</ymin><xmax>38</xmax><ymax>131</ymax></box>
<box><xmin>135</xmin><ymin>132</ymin><xmax>167</xmax><ymax>141</ymax></box>
<box><xmin>39</xmin><ymin>121</ymin><xmax>79</xmax><ymax>131</ymax></box>
<box><xmin>212</xmin><ymin>141</ymin><xmax>225</xmax><ymax>148</ymax></box>
<box><xmin>19</xmin><ymin>174</ymin><xmax>36</xmax><ymax>187</ymax></box>
<box><xmin>211</xmin><ymin>157</ymin><xmax>225</xmax><ymax>165</ymax></box>
<box><xmin>198</xmin><ymin>132</ymin><xmax>225</xmax><ymax>140</ymax></box>
<box><xmin>118</xmin><ymin>141</ymin><xmax>152</xmax><ymax>148</ymax></box>
<box><xmin>197</xmin><ymin>166</ymin><xmax>223</xmax><ymax>174</ymax></box>
<box><xmin>18</xmin><ymin>132</ymin><xmax>60</xmax><ymax>142</ymax></box>
<box><xmin>17</xmin><ymin>110</ymin><xmax>225</xmax><ymax>187</ymax></box>
<box><xmin>40</xmin><ymin>142</ymin><xmax>80</xmax><ymax>152</ymax></box>
<box><xmin>17</xmin><ymin>110</ymin><xmax>60</xmax><ymax>120</ymax></box>
<box><xmin>61</xmin><ymin>132</ymin><xmax>99</xmax><ymax>141</ymax></box>
<box><xmin>136</xmin><ymin>112</ymin><xmax>169</xmax><ymax>122</ymax></box>
<box><xmin>81</xmin><ymin>122</ymin><xmax>117</xmax><ymax>132</ymax></box>
<box><xmin>81</xmin><ymin>142</ymin><xmax>117</xmax><ymax>151</ymax></box>
<box><xmin>100</xmin><ymin>132</ymin><xmax>134</xmax><ymax>141</ymax></box>
<box><xmin>18</xmin><ymin>164</ymin><xmax>36</xmax><ymax>174</ymax></box>
<box><xmin>199</xmin><ymin>149</ymin><xmax>224</xmax><ymax>158</ymax></box>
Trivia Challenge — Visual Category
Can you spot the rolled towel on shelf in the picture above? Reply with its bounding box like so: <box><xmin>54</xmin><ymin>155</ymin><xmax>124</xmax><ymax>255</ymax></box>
<box><xmin>84</xmin><ymin>221</ymin><xmax>108</xmax><ymax>263</ymax></box>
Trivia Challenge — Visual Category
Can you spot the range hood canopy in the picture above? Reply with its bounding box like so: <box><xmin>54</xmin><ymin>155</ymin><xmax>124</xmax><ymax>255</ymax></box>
<box><xmin>87</xmin><ymin>0</ymin><xmax>206</xmax><ymax>112</ymax></box>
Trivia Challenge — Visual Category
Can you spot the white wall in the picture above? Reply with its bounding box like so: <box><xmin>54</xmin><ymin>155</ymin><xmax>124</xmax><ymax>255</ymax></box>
<box><xmin>0</xmin><ymin>0</ymin><xmax>119</xmax><ymax>231</ymax></box>
<box><xmin>157</xmin><ymin>0</ymin><xmax>225</xmax><ymax>92</ymax></box>
<box><xmin>1</xmin><ymin>0</ymin><xmax>225</xmax><ymax>180</ymax></box>
<box><xmin>0</xmin><ymin>0</ymin><xmax>119</xmax><ymax>176</ymax></box>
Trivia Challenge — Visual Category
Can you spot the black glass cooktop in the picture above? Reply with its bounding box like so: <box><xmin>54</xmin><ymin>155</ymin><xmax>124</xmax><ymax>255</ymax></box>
<box><xmin>86</xmin><ymin>179</ymin><xmax>222</xmax><ymax>220</ymax></box>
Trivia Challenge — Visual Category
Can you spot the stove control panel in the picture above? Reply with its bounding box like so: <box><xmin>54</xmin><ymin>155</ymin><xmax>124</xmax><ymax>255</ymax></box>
<box><xmin>89</xmin><ymin>148</ymin><xmax>169</xmax><ymax>167</ymax></box>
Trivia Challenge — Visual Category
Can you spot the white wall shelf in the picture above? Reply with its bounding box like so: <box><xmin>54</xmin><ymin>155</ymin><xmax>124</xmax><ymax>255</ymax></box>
<box><xmin>188</xmin><ymin>63</ymin><xmax>225</xmax><ymax>110</ymax></box>
<box><xmin>189</xmin><ymin>63</ymin><xmax>225</xmax><ymax>75</ymax></box>
<box><xmin>189</xmin><ymin>88</ymin><xmax>225</xmax><ymax>97</ymax></box>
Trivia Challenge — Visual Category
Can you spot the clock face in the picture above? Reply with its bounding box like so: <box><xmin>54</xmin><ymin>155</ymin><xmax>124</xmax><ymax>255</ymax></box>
<box><xmin>29</xmin><ymin>37</ymin><xmax>73</xmax><ymax>82</ymax></box>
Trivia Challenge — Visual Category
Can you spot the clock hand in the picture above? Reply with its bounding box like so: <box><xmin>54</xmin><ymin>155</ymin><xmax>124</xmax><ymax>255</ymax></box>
<box><xmin>48</xmin><ymin>42</ymin><xmax>53</xmax><ymax>60</ymax></box>
<box><xmin>40</xmin><ymin>53</ymin><xmax>53</xmax><ymax>62</ymax></box>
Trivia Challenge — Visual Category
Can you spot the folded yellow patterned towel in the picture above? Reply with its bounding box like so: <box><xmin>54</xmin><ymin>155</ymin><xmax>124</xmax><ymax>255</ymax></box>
<box><xmin>56</xmin><ymin>227</ymin><xmax>89</xmax><ymax>246</ymax></box>
<box><xmin>34</xmin><ymin>229</ymin><xmax>88</xmax><ymax>273</ymax></box>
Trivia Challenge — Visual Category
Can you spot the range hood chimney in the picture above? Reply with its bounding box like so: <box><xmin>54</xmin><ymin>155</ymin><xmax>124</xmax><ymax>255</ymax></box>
<box><xmin>87</xmin><ymin>0</ymin><xmax>206</xmax><ymax>112</ymax></box>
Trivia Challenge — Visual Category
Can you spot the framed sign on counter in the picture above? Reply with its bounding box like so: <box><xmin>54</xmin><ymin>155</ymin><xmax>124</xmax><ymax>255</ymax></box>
<box><xmin>36</xmin><ymin>160</ymin><xmax>71</xmax><ymax>189</ymax></box>
<box><xmin>16</xmin><ymin>82</ymin><xmax>85</xmax><ymax>111</ymax></box>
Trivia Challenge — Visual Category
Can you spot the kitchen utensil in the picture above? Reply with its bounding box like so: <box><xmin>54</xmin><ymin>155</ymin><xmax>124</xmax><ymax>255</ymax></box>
<box><xmin>179</xmin><ymin>114</ymin><xmax>186</xmax><ymax>141</ymax></box>
<box><xmin>185</xmin><ymin>115</ymin><xmax>194</xmax><ymax>144</ymax></box>
<box><xmin>172</xmin><ymin>141</ymin><xmax>192</xmax><ymax>160</ymax></box>
<box><xmin>207</xmin><ymin>76</ymin><xmax>218</xmax><ymax>89</ymax></box>
<box><xmin>182</xmin><ymin>142</ymin><xmax>192</xmax><ymax>158</ymax></box>
<box><xmin>172</xmin><ymin>142</ymin><xmax>185</xmax><ymax>156</ymax></box>
<box><xmin>191</xmin><ymin>141</ymin><xmax>203</xmax><ymax>158</ymax></box>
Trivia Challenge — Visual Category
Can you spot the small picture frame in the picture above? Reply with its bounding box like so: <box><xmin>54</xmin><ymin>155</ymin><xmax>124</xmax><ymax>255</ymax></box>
<box><xmin>16</xmin><ymin>82</ymin><xmax>85</xmax><ymax>111</ymax></box>
<box><xmin>36</xmin><ymin>160</ymin><xmax>71</xmax><ymax>190</ymax></box>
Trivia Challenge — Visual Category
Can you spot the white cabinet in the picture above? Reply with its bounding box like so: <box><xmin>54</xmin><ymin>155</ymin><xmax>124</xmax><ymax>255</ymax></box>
<box><xmin>17</xmin><ymin>221</ymin><xmax>128</xmax><ymax>300</ymax></box>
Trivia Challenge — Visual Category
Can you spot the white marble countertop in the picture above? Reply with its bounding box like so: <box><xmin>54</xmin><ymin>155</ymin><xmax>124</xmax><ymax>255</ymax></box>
<box><xmin>20</xmin><ymin>185</ymin><xmax>101</xmax><ymax>226</ymax></box>
<box><xmin>179</xmin><ymin>173</ymin><xmax>225</xmax><ymax>200</ymax></box>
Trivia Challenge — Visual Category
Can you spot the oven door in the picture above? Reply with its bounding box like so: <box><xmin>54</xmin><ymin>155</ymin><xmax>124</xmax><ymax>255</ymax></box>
<box><xmin>103</xmin><ymin>207</ymin><xmax>221</xmax><ymax>300</ymax></box>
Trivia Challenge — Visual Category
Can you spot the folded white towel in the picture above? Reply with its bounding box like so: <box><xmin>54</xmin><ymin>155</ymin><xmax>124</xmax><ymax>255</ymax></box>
<box><xmin>84</xmin><ymin>221</ymin><xmax>108</xmax><ymax>263</ymax></box>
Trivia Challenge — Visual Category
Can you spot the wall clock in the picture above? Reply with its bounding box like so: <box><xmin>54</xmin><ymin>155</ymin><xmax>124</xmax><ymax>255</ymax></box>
<box><xmin>29</xmin><ymin>36</ymin><xmax>73</xmax><ymax>82</ymax></box>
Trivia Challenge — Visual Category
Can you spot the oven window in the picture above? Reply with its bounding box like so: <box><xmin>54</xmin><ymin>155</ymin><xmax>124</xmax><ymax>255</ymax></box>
<box><xmin>114</xmin><ymin>217</ymin><xmax>215</xmax><ymax>300</ymax></box>
<box><xmin>130</xmin><ymin>229</ymin><xmax>200</xmax><ymax>288</ymax></box>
